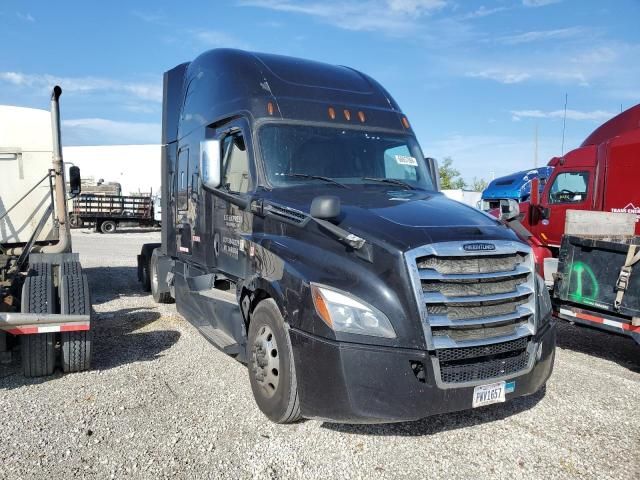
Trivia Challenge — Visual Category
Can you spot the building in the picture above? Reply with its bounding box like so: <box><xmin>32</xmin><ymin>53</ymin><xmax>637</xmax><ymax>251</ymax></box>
<box><xmin>63</xmin><ymin>145</ymin><xmax>161</xmax><ymax>196</ymax></box>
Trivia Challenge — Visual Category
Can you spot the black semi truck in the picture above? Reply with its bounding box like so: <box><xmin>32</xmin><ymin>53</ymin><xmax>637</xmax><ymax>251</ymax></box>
<box><xmin>138</xmin><ymin>49</ymin><xmax>556</xmax><ymax>423</ymax></box>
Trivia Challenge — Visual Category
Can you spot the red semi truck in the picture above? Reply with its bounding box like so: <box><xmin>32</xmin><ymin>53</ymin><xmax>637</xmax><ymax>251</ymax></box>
<box><xmin>495</xmin><ymin>104</ymin><xmax>640</xmax><ymax>344</ymax></box>
<box><xmin>522</xmin><ymin>104</ymin><xmax>640</xmax><ymax>251</ymax></box>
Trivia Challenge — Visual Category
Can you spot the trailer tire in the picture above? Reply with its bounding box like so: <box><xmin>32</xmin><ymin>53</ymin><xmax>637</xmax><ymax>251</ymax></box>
<box><xmin>61</xmin><ymin>260</ymin><xmax>82</xmax><ymax>276</ymax></box>
<box><xmin>28</xmin><ymin>262</ymin><xmax>52</xmax><ymax>277</ymax></box>
<box><xmin>20</xmin><ymin>276</ymin><xmax>56</xmax><ymax>377</ymax></box>
<box><xmin>59</xmin><ymin>274</ymin><xmax>92</xmax><ymax>372</ymax></box>
<box><xmin>100</xmin><ymin>220</ymin><xmax>117</xmax><ymax>234</ymax></box>
<box><xmin>248</xmin><ymin>299</ymin><xmax>301</xmax><ymax>424</ymax></box>
<box><xmin>151</xmin><ymin>252</ymin><xmax>172</xmax><ymax>303</ymax></box>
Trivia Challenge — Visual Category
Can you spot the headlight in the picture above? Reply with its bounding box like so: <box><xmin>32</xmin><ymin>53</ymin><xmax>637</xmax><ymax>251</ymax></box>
<box><xmin>536</xmin><ymin>273</ymin><xmax>552</xmax><ymax>327</ymax></box>
<box><xmin>310</xmin><ymin>284</ymin><xmax>396</xmax><ymax>338</ymax></box>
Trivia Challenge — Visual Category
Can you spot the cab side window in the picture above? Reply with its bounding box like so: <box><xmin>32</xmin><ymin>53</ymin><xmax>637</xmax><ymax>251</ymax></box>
<box><xmin>548</xmin><ymin>171</ymin><xmax>589</xmax><ymax>204</ymax></box>
<box><xmin>221</xmin><ymin>134</ymin><xmax>249</xmax><ymax>193</ymax></box>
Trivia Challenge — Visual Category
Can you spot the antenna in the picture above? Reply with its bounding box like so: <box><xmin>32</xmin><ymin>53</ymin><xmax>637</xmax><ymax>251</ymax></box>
<box><xmin>561</xmin><ymin>93</ymin><xmax>568</xmax><ymax>156</ymax></box>
<box><xmin>534</xmin><ymin>123</ymin><xmax>538</xmax><ymax>168</ymax></box>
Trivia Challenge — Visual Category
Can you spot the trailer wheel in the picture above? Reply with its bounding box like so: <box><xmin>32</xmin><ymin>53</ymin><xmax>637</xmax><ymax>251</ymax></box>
<box><xmin>59</xmin><ymin>274</ymin><xmax>92</xmax><ymax>372</ymax></box>
<box><xmin>100</xmin><ymin>220</ymin><xmax>117</xmax><ymax>234</ymax></box>
<box><xmin>248</xmin><ymin>299</ymin><xmax>301</xmax><ymax>423</ymax></box>
<box><xmin>20</xmin><ymin>276</ymin><xmax>56</xmax><ymax>377</ymax></box>
<box><xmin>151</xmin><ymin>252</ymin><xmax>172</xmax><ymax>303</ymax></box>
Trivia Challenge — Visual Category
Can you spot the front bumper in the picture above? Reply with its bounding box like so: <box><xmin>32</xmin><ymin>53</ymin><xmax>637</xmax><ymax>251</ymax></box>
<box><xmin>290</xmin><ymin>322</ymin><xmax>556</xmax><ymax>423</ymax></box>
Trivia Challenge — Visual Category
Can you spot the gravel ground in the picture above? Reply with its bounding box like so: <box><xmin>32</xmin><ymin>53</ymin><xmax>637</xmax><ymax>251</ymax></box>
<box><xmin>1</xmin><ymin>230</ymin><xmax>639</xmax><ymax>479</ymax></box>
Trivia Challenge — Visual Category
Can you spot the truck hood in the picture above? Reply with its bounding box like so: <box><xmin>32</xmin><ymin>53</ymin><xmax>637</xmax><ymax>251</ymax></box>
<box><xmin>263</xmin><ymin>185</ymin><xmax>519</xmax><ymax>251</ymax></box>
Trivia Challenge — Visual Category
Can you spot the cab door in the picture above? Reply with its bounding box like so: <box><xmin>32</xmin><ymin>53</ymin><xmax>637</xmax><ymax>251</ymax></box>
<box><xmin>212</xmin><ymin>121</ymin><xmax>254</xmax><ymax>281</ymax></box>
<box><xmin>532</xmin><ymin>169</ymin><xmax>593</xmax><ymax>247</ymax></box>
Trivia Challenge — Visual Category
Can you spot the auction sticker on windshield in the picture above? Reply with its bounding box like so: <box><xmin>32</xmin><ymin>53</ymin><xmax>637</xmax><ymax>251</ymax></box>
<box><xmin>472</xmin><ymin>381</ymin><xmax>506</xmax><ymax>408</ymax></box>
<box><xmin>395</xmin><ymin>155</ymin><xmax>418</xmax><ymax>167</ymax></box>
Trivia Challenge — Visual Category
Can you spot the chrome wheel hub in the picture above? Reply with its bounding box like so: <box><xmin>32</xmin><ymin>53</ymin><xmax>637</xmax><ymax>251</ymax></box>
<box><xmin>251</xmin><ymin>325</ymin><xmax>280</xmax><ymax>397</ymax></box>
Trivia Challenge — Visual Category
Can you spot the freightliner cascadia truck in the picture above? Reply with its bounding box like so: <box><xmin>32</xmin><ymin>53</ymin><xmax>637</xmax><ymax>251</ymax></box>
<box><xmin>0</xmin><ymin>87</ymin><xmax>92</xmax><ymax>376</ymax></box>
<box><xmin>138</xmin><ymin>49</ymin><xmax>556</xmax><ymax>423</ymax></box>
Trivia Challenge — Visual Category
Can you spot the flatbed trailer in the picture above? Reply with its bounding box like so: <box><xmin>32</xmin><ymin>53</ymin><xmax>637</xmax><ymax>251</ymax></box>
<box><xmin>70</xmin><ymin>194</ymin><xmax>155</xmax><ymax>233</ymax></box>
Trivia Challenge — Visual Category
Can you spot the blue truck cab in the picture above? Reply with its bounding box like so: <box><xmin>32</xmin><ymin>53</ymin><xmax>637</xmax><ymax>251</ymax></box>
<box><xmin>482</xmin><ymin>167</ymin><xmax>553</xmax><ymax>211</ymax></box>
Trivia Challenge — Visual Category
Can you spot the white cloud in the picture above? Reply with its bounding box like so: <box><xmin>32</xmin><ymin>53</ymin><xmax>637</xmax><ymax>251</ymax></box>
<box><xmin>386</xmin><ymin>0</ymin><xmax>446</xmax><ymax>14</ymax></box>
<box><xmin>62</xmin><ymin>118</ymin><xmax>160</xmax><ymax>146</ymax></box>
<box><xmin>131</xmin><ymin>10</ymin><xmax>166</xmax><ymax>24</ymax></box>
<box><xmin>511</xmin><ymin>109</ymin><xmax>616</xmax><ymax>121</ymax></box>
<box><xmin>0</xmin><ymin>72</ymin><xmax>161</xmax><ymax>102</ymax></box>
<box><xmin>16</xmin><ymin>12</ymin><xmax>35</xmax><ymax>22</ymax></box>
<box><xmin>424</xmin><ymin>133</ymin><xmax>571</xmax><ymax>182</ymax></box>
<box><xmin>239</xmin><ymin>0</ymin><xmax>447</xmax><ymax>34</ymax></box>
<box><xmin>461</xmin><ymin>6</ymin><xmax>507</xmax><ymax>19</ymax></box>
<box><xmin>522</xmin><ymin>0</ymin><xmax>562</xmax><ymax>7</ymax></box>
<box><xmin>496</xmin><ymin>27</ymin><xmax>583</xmax><ymax>45</ymax></box>
<box><xmin>192</xmin><ymin>30</ymin><xmax>251</xmax><ymax>49</ymax></box>
<box><xmin>466</xmin><ymin>70</ymin><xmax>531</xmax><ymax>84</ymax></box>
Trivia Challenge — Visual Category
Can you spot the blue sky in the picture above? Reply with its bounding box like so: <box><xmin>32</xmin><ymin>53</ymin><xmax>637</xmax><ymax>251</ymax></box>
<box><xmin>1</xmin><ymin>0</ymin><xmax>638</xmax><ymax>182</ymax></box>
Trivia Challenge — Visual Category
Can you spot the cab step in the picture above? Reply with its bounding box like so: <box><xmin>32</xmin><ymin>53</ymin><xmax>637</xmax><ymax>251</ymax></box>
<box><xmin>198</xmin><ymin>325</ymin><xmax>240</xmax><ymax>355</ymax></box>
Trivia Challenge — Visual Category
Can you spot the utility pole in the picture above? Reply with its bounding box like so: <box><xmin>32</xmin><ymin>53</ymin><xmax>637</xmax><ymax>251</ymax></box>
<box><xmin>561</xmin><ymin>93</ymin><xmax>568</xmax><ymax>156</ymax></box>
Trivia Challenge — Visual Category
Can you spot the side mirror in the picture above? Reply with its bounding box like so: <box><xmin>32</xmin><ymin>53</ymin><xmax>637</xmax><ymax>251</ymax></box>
<box><xmin>310</xmin><ymin>195</ymin><xmax>340</xmax><ymax>219</ymax></box>
<box><xmin>425</xmin><ymin>157</ymin><xmax>441</xmax><ymax>191</ymax></box>
<box><xmin>200</xmin><ymin>139</ymin><xmax>221</xmax><ymax>190</ymax></box>
<box><xmin>499</xmin><ymin>198</ymin><xmax>520</xmax><ymax>221</ymax></box>
<box><xmin>69</xmin><ymin>166</ymin><xmax>81</xmax><ymax>197</ymax></box>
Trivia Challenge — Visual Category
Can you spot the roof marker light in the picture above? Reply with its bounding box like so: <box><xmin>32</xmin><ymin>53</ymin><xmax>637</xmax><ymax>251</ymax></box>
<box><xmin>343</xmin><ymin>109</ymin><xmax>351</xmax><ymax>121</ymax></box>
<box><xmin>358</xmin><ymin>111</ymin><xmax>366</xmax><ymax>123</ymax></box>
<box><xmin>328</xmin><ymin>107</ymin><xmax>336</xmax><ymax>120</ymax></box>
<box><xmin>267</xmin><ymin>101</ymin><xmax>274</xmax><ymax>116</ymax></box>
<box><xmin>401</xmin><ymin>116</ymin><xmax>410</xmax><ymax>129</ymax></box>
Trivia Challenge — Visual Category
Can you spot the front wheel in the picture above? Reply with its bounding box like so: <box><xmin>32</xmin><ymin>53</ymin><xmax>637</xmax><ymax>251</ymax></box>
<box><xmin>100</xmin><ymin>220</ymin><xmax>117</xmax><ymax>234</ymax></box>
<box><xmin>248</xmin><ymin>299</ymin><xmax>301</xmax><ymax>424</ymax></box>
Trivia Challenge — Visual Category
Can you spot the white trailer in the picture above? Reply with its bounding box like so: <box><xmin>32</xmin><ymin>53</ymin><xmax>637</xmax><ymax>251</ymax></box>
<box><xmin>0</xmin><ymin>88</ymin><xmax>92</xmax><ymax>376</ymax></box>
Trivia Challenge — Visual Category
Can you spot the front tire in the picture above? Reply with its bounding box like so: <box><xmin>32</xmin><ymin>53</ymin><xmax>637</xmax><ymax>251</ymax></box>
<box><xmin>248</xmin><ymin>299</ymin><xmax>301</xmax><ymax>423</ymax></box>
<box><xmin>100</xmin><ymin>220</ymin><xmax>117</xmax><ymax>234</ymax></box>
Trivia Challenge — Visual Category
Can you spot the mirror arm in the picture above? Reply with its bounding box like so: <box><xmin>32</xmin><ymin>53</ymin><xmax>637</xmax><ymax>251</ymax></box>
<box><xmin>209</xmin><ymin>188</ymin><xmax>249</xmax><ymax>210</ymax></box>
<box><xmin>312</xmin><ymin>217</ymin><xmax>366</xmax><ymax>250</ymax></box>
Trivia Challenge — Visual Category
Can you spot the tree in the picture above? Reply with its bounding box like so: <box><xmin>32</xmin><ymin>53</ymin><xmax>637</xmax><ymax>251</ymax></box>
<box><xmin>471</xmin><ymin>177</ymin><xmax>488</xmax><ymax>192</ymax></box>
<box><xmin>438</xmin><ymin>157</ymin><xmax>466</xmax><ymax>189</ymax></box>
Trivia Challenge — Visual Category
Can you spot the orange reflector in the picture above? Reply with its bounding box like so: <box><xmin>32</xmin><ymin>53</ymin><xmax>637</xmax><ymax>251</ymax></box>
<box><xmin>267</xmin><ymin>101</ymin><xmax>274</xmax><ymax>115</ymax></box>
<box><xmin>328</xmin><ymin>107</ymin><xmax>336</xmax><ymax>120</ymax></box>
<box><xmin>311</xmin><ymin>286</ymin><xmax>332</xmax><ymax>328</ymax></box>
<box><xmin>358</xmin><ymin>111</ymin><xmax>366</xmax><ymax>123</ymax></box>
<box><xmin>540</xmin><ymin>232</ymin><xmax>548</xmax><ymax>241</ymax></box>
<box><xmin>401</xmin><ymin>116</ymin><xmax>410</xmax><ymax>129</ymax></box>
<box><xmin>343</xmin><ymin>109</ymin><xmax>351</xmax><ymax>121</ymax></box>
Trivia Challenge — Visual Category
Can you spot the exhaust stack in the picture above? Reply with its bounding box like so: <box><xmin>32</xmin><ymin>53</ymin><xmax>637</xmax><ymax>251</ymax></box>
<box><xmin>42</xmin><ymin>85</ymin><xmax>71</xmax><ymax>253</ymax></box>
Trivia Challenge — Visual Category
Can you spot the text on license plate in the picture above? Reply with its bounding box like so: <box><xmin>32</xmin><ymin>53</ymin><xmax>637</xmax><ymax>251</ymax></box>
<box><xmin>472</xmin><ymin>381</ymin><xmax>506</xmax><ymax>408</ymax></box>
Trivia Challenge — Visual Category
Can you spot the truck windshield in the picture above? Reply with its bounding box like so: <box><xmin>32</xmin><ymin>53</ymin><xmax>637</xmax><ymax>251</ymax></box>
<box><xmin>259</xmin><ymin>124</ymin><xmax>435</xmax><ymax>190</ymax></box>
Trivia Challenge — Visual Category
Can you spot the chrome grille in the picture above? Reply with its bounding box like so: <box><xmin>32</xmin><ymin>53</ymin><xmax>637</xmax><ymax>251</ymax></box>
<box><xmin>417</xmin><ymin>253</ymin><xmax>526</xmax><ymax>274</ymax></box>
<box><xmin>405</xmin><ymin>240</ymin><xmax>537</xmax><ymax>386</ymax></box>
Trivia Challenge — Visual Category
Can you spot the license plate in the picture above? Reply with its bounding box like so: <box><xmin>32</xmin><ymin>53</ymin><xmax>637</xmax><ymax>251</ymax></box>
<box><xmin>472</xmin><ymin>381</ymin><xmax>506</xmax><ymax>408</ymax></box>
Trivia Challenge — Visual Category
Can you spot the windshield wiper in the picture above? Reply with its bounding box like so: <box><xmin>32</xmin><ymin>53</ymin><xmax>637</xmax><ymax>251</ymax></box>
<box><xmin>284</xmin><ymin>173</ymin><xmax>350</xmax><ymax>189</ymax></box>
<box><xmin>362</xmin><ymin>177</ymin><xmax>415</xmax><ymax>190</ymax></box>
